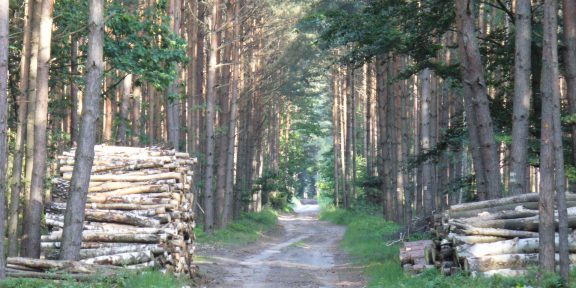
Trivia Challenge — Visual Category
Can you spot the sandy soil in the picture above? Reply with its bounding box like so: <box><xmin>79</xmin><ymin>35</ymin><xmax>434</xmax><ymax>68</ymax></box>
<box><xmin>195</xmin><ymin>202</ymin><xmax>365</xmax><ymax>288</ymax></box>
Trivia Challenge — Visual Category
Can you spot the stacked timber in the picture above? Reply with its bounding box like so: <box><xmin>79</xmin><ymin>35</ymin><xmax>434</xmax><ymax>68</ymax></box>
<box><xmin>41</xmin><ymin>145</ymin><xmax>196</xmax><ymax>276</ymax></box>
<box><xmin>440</xmin><ymin>193</ymin><xmax>576</xmax><ymax>277</ymax></box>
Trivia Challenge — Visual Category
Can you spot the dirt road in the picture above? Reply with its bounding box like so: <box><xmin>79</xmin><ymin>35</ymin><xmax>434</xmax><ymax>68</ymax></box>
<box><xmin>196</xmin><ymin>202</ymin><xmax>365</xmax><ymax>288</ymax></box>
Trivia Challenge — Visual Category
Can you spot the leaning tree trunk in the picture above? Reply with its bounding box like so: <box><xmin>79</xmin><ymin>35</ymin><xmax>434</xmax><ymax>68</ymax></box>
<box><xmin>509</xmin><ymin>0</ymin><xmax>532</xmax><ymax>196</ymax></box>
<box><xmin>539</xmin><ymin>0</ymin><xmax>560</xmax><ymax>273</ymax></box>
<box><xmin>59</xmin><ymin>0</ymin><xmax>104</xmax><ymax>260</ymax></box>
<box><xmin>454</xmin><ymin>0</ymin><xmax>502</xmax><ymax>200</ymax></box>
<box><xmin>25</xmin><ymin>0</ymin><xmax>54</xmax><ymax>259</ymax></box>
<box><xmin>0</xmin><ymin>0</ymin><xmax>9</xmax><ymax>277</ymax></box>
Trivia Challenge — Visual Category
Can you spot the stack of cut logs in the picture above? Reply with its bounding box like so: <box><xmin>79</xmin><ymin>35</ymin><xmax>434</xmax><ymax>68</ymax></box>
<box><xmin>39</xmin><ymin>145</ymin><xmax>196</xmax><ymax>276</ymax></box>
<box><xmin>5</xmin><ymin>257</ymin><xmax>118</xmax><ymax>280</ymax></box>
<box><xmin>437</xmin><ymin>193</ymin><xmax>576</xmax><ymax>277</ymax></box>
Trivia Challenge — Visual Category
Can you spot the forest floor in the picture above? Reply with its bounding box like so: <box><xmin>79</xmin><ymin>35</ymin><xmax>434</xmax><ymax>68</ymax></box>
<box><xmin>194</xmin><ymin>201</ymin><xmax>366</xmax><ymax>288</ymax></box>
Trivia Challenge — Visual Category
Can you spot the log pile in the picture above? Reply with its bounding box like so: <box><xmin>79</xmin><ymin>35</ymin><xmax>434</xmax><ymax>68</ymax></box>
<box><xmin>437</xmin><ymin>193</ymin><xmax>576</xmax><ymax>277</ymax></box>
<box><xmin>41</xmin><ymin>145</ymin><xmax>196</xmax><ymax>276</ymax></box>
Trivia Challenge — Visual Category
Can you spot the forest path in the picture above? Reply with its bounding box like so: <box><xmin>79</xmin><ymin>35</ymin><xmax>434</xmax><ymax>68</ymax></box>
<box><xmin>196</xmin><ymin>202</ymin><xmax>365</xmax><ymax>288</ymax></box>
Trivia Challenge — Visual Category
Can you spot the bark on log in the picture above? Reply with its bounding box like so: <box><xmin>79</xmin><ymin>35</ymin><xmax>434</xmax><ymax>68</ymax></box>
<box><xmin>448</xmin><ymin>233</ymin><xmax>506</xmax><ymax>244</ymax></box>
<box><xmin>464</xmin><ymin>253</ymin><xmax>576</xmax><ymax>272</ymax></box>
<box><xmin>456</xmin><ymin>236</ymin><xmax>576</xmax><ymax>257</ymax></box>
<box><xmin>83</xmin><ymin>210</ymin><xmax>161</xmax><ymax>227</ymax></box>
<box><xmin>448</xmin><ymin>203</ymin><xmax>539</xmax><ymax>219</ymax></box>
<box><xmin>450</xmin><ymin>193</ymin><xmax>576</xmax><ymax>212</ymax></box>
<box><xmin>6</xmin><ymin>257</ymin><xmax>114</xmax><ymax>273</ymax></box>
<box><xmin>41</xmin><ymin>231</ymin><xmax>164</xmax><ymax>243</ymax></box>
<box><xmin>65</xmin><ymin>172</ymin><xmax>182</xmax><ymax>182</ymax></box>
<box><xmin>81</xmin><ymin>251</ymin><xmax>154</xmax><ymax>266</ymax></box>
<box><xmin>450</xmin><ymin>221</ymin><xmax>540</xmax><ymax>238</ymax></box>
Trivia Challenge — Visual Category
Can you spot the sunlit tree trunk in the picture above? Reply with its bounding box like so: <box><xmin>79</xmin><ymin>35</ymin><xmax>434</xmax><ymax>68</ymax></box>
<box><xmin>20</xmin><ymin>0</ymin><xmax>41</xmax><ymax>256</ymax></box>
<box><xmin>204</xmin><ymin>0</ymin><xmax>220</xmax><ymax>233</ymax></box>
<box><xmin>117</xmin><ymin>74</ymin><xmax>132</xmax><ymax>145</ymax></box>
<box><xmin>25</xmin><ymin>0</ymin><xmax>54</xmax><ymax>258</ymax></box>
<box><xmin>8</xmin><ymin>0</ymin><xmax>32</xmax><ymax>257</ymax></box>
<box><xmin>166</xmin><ymin>0</ymin><xmax>181</xmax><ymax>150</ymax></box>
<box><xmin>0</xmin><ymin>0</ymin><xmax>9</xmax><ymax>277</ymax></box>
<box><xmin>509</xmin><ymin>0</ymin><xmax>532</xmax><ymax>196</ymax></box>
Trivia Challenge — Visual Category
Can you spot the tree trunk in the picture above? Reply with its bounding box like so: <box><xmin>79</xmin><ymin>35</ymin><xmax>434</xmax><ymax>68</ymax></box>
<box><xmin>21</xmin><ymin>0</ymin><xmax>41</xmax><ymax>257</ymax></box>
<box><xmin>117</xmin><ymin>74</ymin><xmax>132</xmax><ymax>146</ymax></box>
<box><xmin>509</xmin><ymin>0</ymin><xmax>532</xmax><ymax>196</ymax></box>
<box><xmin>420</xmin><ymin>68</ymin><xmax>434</xmax><ymax>216</ymax></box>
<box><xmin>24</xmin><ymin>0</ymin><xmax>54</xmax><ymax>258</ymax></box>
<box><xmin>59</xmin><ymin>0</ymin><xmax>104</xmax><ymax>260</ymax></box>
<box><xmin>538</xmin><ymin>0</ymin><xmax>560</xmax><ymax>273</ymax></box>
<box><xmin>225</xmin><ymin>0</ymin><xmax>242</xmax><ymax>224</ymax></box>
<box><xmin>0</xmin><ymin>0</ymin><xmax>8</xmax><ymax>276</ymax></box>
<box><xmin>204</xmin><ymin>0</ymin><xmax>220</xmax><ymax>233</ymax></box>
<box><xmin>455</xmin><ymin>0</ymin><xmax>502</xmax><ymax>200</ymax></box>
<box><xmin>70</xmin><ymin>39</ymin><xmax>79</xmax><ymax>145</ymax></box>
<box><xmin>166</xmin><ymin>0</ymin><xmax>181</xmax><ymax>150</ymax></box>
<box><xmin>8</xmin><ymin>0</ymin><xmax>33</xmax><ymax>257</ymax></box>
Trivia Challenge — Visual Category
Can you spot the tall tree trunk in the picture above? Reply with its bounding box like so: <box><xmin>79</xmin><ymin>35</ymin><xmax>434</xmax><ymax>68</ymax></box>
<box><xmin>59</xmin><ymin>0</ymin><xmax>104</xmax><ymax>260</ymax></box>
<box><xmin>21</xmin><ymin>0</ymin><xmax>41</xmax><ymax>256</ymax></box>
<box><xmin>187</xmin><ymin>0</ymin><xmax>198</xmax><ymax>155</ymax></box>
<box><xmin>455</xmin><ymin>0</ymin><xmax>501</xmax><ymax>200</ymax></box>
<box><xmin>538</xmin><ymin>0</ymin><xmax>559</xmax><ymax>273</ymax></box>
<box><xmin>117</xmin><ymin>74</ymin><xmax>132</xmax><ymax>145</ymax></box>
<box><xmin>166</xmin><ymin>0</ymin><xmax>181</xmax><ymax>150</ymax></box>
<box><xmin>509</xmin><ymin>0</ymin><xmax>532</xmax><ymax>196</ymax></box>
<box><xmin>8</xmin><ymin>0</ymin><xmax>32</xmax><ymax>257</ymax></box>
<box><xmin>420</xmin><ymin>68</ymin><xmax>434</xmax><ymax>216</ymax></box>
<box><xmin>131</xmin><ymin>84</ymin><xmax>142</xmax><ymax>146</ymax></box>
<box><xmin>225</xmin><ymin>0</ymin><xmax>242</xmax><ymax>224</ymax></box>
<box><xmin>70</xmin><ymin>39</ymin><xmax>79</xmax><ymax>145</ymax></box>
<box><xmin>0</xmin><ymin>0</ymin><xmax>9</xmax><ymax>277</ymax></box>
<box><xmin>204</xmin><ymin>0</ymin><xmax>220</xmax><ymax>233</ymax></box>
<box><xmin>24</xmin><ymin>0</ymin><xmax>54</xmax><ymax>258</ymax></box>
<box><xmin>565</xmin><ymin>0</ymin><xmax>576</xmax><ymax>175</ymax></box>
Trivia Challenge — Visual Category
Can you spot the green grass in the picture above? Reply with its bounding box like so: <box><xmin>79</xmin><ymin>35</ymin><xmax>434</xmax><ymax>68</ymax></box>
<box><xmin>320</xmin><ymin>205</ymin><xmax>575</xmax><ymax>288</ymax></box>
<box><xmin>0</xmin><ymin>269</ymin><xmax>188</xmax><ymax>288</ymax></box>
<box><xmin>196</xmin><ymin>207</ymin><xmax>278</xmax><ymax>246</ymax></box>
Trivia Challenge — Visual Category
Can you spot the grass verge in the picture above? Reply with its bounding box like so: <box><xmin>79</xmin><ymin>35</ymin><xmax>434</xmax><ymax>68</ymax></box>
<box><xmin>196</xmin><ymin>207</ymin><xmax>278</xmax><ymax>246</ymax></box>
<box><xmin>0</xmin><ymin>269</ymin><xmax>188</xmax><ymax>288</ymax></box>
<box><xmin>320</xmin><ymin>205</ymin><xmax>575</xmax><ymax>288</ymax></box>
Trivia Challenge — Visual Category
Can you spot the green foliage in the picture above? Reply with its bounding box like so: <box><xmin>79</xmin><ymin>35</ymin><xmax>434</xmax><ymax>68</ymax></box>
<box><xmin>105</xmin><ymin>1</ymin><xmax>187</xmax><ymax>89</ymax></box>
<box><xmin>196</xmin><ymin>208</ymin><xmax>278</xmax><ymax>246</ymax></box>
<box><xmin>0</xmin><ymin>269</ymin><xmax>188</xmax><ymax>288</ymax></box>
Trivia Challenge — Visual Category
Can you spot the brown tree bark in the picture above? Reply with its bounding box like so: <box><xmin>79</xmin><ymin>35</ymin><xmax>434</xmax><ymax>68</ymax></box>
<box><xmin>538</xmin><ymin>0</ymin><xmax>559</xmax><ymax>273</ymax></box>
<box><xmin>70</xmin><ymin>39</ymin><xmax>79</xmax><ymax>145</ymax></box>
<box><xmin>509</xmin><ymin>0</ymin><xmax>532</xmax><ymax>196</ymax></box>
<box><xmin>166</xmin><ymin>0</ymin><xmax>181</xmax><ymax>150</ymax></box>
<box><xmin>204</xmin><ymin>0</ymin><xmax>220</xmax><ymax>233</ymax></box>
<box><xmin>8</xmin><ymin>0</ymin><xmax>33</xmax><ymax>257</ymax></box>
<box><xmin>59</xmin><ymin>0</ymin><xmax>104</xmax><ymax>260</ymax></box>
<box><xmin>420</xmin><ymin>68</ymin><xmax>434</xmax><ymax>216</ymax></box>
<box><xmin>0</xmin><ymin>0</ymin><xmax>8</xmax><ymax>277</ymax></box>
<box><xmin>24</xmin><ymin>0</ymin><xmax>54</xmax><ymax>258</ymax></box>
<box><xmin>117</xmin><ymin>74</ymin><xmax>132</xmax><ymax>145</ymax></box>
<box><xmin>20</xmin><ymin>0</ymin><xmax>41</xmax><ymax>256</ymax></box>
<box><xmin>565</xmin><ymin>0</ymin><xmax>576</xmax><ymax>175</ymax></box>
<box><xmin>455</xmin><ymin>0</ymin><xmax>501</xmax><ymax>200</ymax></box>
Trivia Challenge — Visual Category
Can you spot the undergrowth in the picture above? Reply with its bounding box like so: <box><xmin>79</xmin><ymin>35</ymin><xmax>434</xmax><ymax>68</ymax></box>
<box><xmin>0</xmin><ymin>269</ymin><xmax>187</xmax><ymax>288</ymax></box>
<box><xmin>320</xmin><ymin>204</ymin><xmax>576</xmax><ymax>288</ymax></box>
<box><xmin>196</xmin><ymin>207</ymin><xmax>278</xmax><ymax>246</ymax></box>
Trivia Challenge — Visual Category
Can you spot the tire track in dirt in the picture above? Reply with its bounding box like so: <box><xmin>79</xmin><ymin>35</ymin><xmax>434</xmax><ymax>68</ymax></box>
<box><xmin>196</xmin><ymin>203</ymin><xmax>365</xmax><ymax>288</ymax></box>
